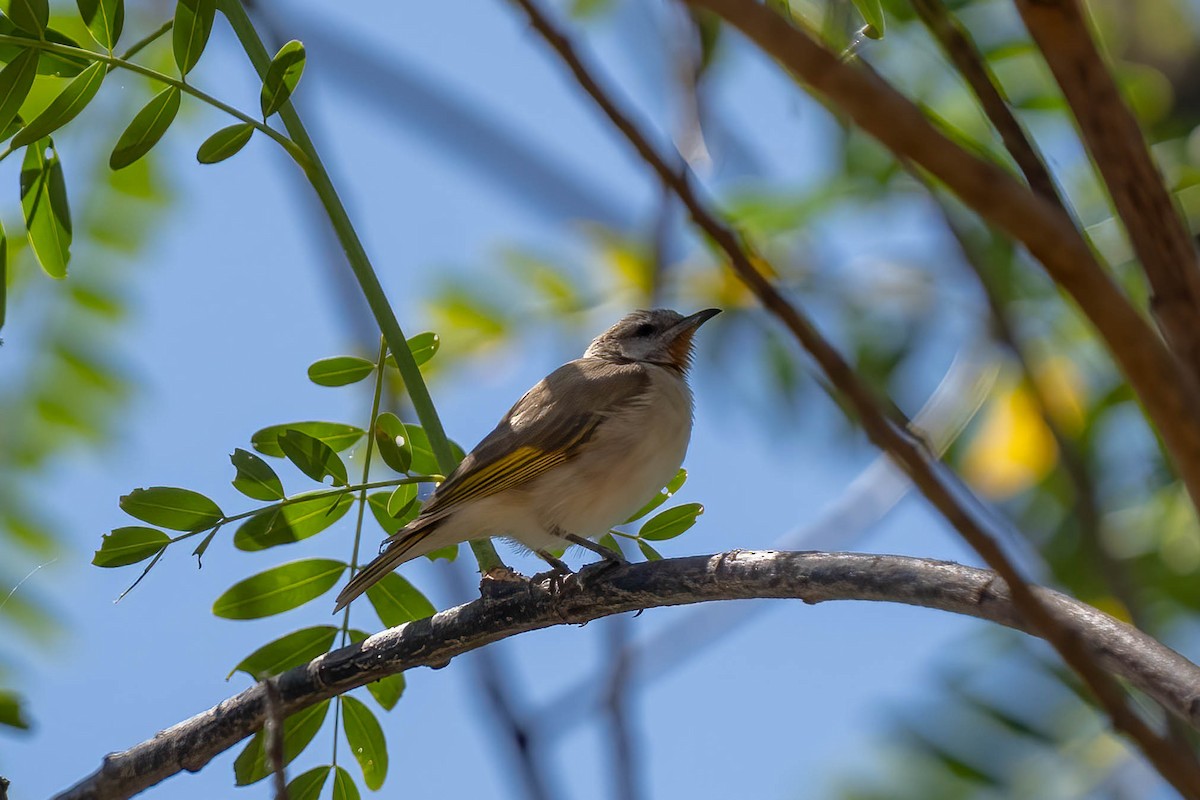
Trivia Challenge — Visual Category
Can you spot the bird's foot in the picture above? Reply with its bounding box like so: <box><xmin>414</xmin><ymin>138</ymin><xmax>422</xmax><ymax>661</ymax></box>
<box><xmin>532</xmin><ymin>551</ymin><xmax>574</xmax><ymax>593</ymax></box>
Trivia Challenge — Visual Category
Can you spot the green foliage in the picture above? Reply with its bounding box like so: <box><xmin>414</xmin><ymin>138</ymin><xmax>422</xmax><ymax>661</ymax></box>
<box><xmin>171</xmin><ymin>0</ymin><xmax>215</xmax><ymax>76</ymax></box>
<box><xmin>12</xmin><ymin>61</ymin><xmax>106</xmax><ymax>148</ymax></box>
<box><xmin>7</xmin><ymin>0</ymin><xmax>48</xmax><ymax>37</ymax></box>
<box><xmin>76</xmin><ymin>0</ymin><xmax>123</xmax><ymax>50</ymax></box>
<box><xmin>365</xmin><ymin>572</ymin><xmax>435</xmax><ymax>628</ymax></box>
<box><xmin>232</xmin><ymin>492</ymin><xmax>354</xmax><ymax>551</ymax></box>
<box><xmin>92</xmin><ymin>526</ymin><xmax>169</xmax><ymax>567</ymax></box>
<box><xmin>341</xmin><ymin>696</ymin><xmax>387</xmax><ymax>790</ymax></box>
<box><xmin>625</xmin><ymin>468</ymin><xmax>687</xmax><ymax>522</ymax></box>
<box><xmin>332</xmin><ymin>765</ymin><xmax>360</xmax><ymax>800</ymax></box>
<box><xmin>0</xmin><ymin>689</ymin><xmax>29</xmax><ymax>730</ymax></box>
<box><xmin>286</xmin><ymin>766</ymin><xmax>332</xmax><ymax>800</ymax></box>
<box><xmin>307</xmin><ymin>355</ymin><xmax>374</xmax><ymax>387</ymax></box>
<box><xmin>638</xmin><ymin>502</ymin><xmax>704</xmax><ymax>541</ymax></box>
<box><xmin>851</xmin><ymin>0</ymin><xmax>885</xmax><ymax>37</ymax></box>
<box><xmin>233</xmin><ymin>700</ymin><xmax>329</xmax><ymax>785</ymax></box>
<box><xmin>260</xmin><ymin>39</ymin><xmax>305</xmax><ymax>117</ymax></box>
<box><xmin>109</xmin><ymin>86</ymin><xmax>180</xmax><ymax>170</ymax></box>
<box><xmin>231</xmin><ymin>626</ymin><xmax>338</xmax><ymax>680</ymax></box>
<box><xmin>277</xmin><ymin>429</ymin><xmax>349</xmax><ymax>486</ymax></box>
<box><xmin>372</xmin><ymin>412</ymin><xmax>412</xmax><ymax>473</ymax></box>
<box><xmin>0</xmin><ymin>48</ymin><xmax>39</xmax><ymax>135</ymax></box>
<box><xmin>212</xmin><ymin>559</ymin><xmax>346</xmax><ymax>620</ymax></box>
<box><xmin>195</xmin><ymin>122</ymin><xmax>254</xmax><ymax>164</ymax></box>
<box><xmin>20</xmin><ymin>137</ymin><xmax>71</xmax><ymax>278</ymax></box>
<box><xmin>119</xmin><ymin>486</ymin><xmax>222</xmax><ymax>531</ymax></box>
<box><xmin>252</xmin><ymin>421</ymin><xmax>364</xmax><ymax>457</ymax></box>
<box><xmin>230</xmin><ymin>447</ymin><xmax>285</xmax><ymax>501</ymax></box>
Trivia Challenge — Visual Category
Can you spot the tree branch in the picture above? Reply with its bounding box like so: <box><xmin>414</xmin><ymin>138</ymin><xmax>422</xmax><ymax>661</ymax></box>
<box><xmin>682</xmin><ymin>0</ymin><xmax>1200</xmax><ymax>522</ymax></box>
<box><xmin>1013</xmin><ymin>0</ymin><xmax>1200</xmax><ymax>382</ymax></box>
<box><xmin>55</xmin><ymin>552</ymin><xmax>1200</xmax><ymax>800</ymax></box>
<box><xmin>499</xmin><ymin>2</ymin><xmax>1200</xmax><ymax>793</ymax></box>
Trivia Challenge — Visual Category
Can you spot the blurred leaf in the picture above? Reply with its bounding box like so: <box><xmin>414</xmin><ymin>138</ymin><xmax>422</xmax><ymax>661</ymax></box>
<box><xmin>342</xmin><ymin>696</ymin><xmax>387</xmax><ymax>790</ymax></box>
<box><xmin>961</xmin><ymin>380</ymin><xmax>1059</xmax><ymax>499</ymax></box>
<box><xmin>119</xmin><ymin>486</ymin><xmax>223</xmax><ymax>531</ymax></box>
<box><xmin>625</xmin><ymin>468</ymin><xmax>687</xmax><ymax>523</ymax></box>
<box><xmin>252</xmin><ymin>421</ymin><xmax>364</xmax><ymax>457</ymax></box>
<box><xmin>348</xmin><ymin>630</ymin><xmax>407</xmax><ymax>709</ymax></box>
<box><xmin>307</xmin><ymin>355</ymin><xmax>374</xmax><ymax>387</ymax></box>
<box><xmin>638</xmin><ymin>539</ymin><xmax>663</xmax><ymax>561</ymax></box>
<box><xmin>332</xmin><ymin>765</ymin><xmax>360</xmax><ymax>800</ymax></box>
<box><xmin>213</xmin><ymin>559</ymin><xmax>345</xmax><ymax>619</ymax></box>
<box><xmin>287</xmin><ymin>766</ymin><xmax>332</xmax><ymax>800</ymax></box>
<box><xmin>109</xmin><ymin>86</ymin><xmax>180</xmax><ymax>170</ymax></box>
<box><xmin>367</xmin><ymin>491</ymin><xmax>409</xmax><ymax>536</ymax></box>
<box><xmin>92</xmin><ymin>526</ymin><xmax>169</xmax><ymax>567</ymax></box>
<box><xmin>599</xmin><ymin>532</ymin><xmax>622</xmax><ymax>557</ymax></box>
<box><xmin>20</xmin><ymin>137</ymin><xmax>71</xmax><ymax>278</ymax></box>
<box><xmin>0</xmin><ymin>48</ymin><xmax>39</xmax><ymax>136</ymax></box>
<box><xmin>851</xmin><ymin>0</ymin><xmax>885</xmax><ymax>37</ymax></box>
<box><xmin>77</xmin><ymin>0</ymin><xmax>123</xmax><ymax>50</ymax></box>
<box><xmin>386</xmin><ymin>483</ymin><xmax>418</xmax><ymax>518</ymax></box>
<box><xmin>7</xmin><ymin>0</ymin><xmax>47</xmax><ymax>36</ymax></box>
<box><xmin>231</xmin><ymin>625</ymin><xmax>337</xmax><ymax>680</ymax></box>
<box><xmin>425</xmin><ymin>544</ymin><xmax>458</xmax><ymax>562</ymax></box>
<box><xmin>278</xmin><ymin>429</ymin><xmax>348</xmax><ymax>486</ymax></box>
<box><xmin>233</xmin><ymin>491</ymin><xmax>353</xmax><ymax>551</ymax></box>
<box><xmin>196</xmin><ymin>122</ymin><xmax>253</xmax><ymax>164</ymax></box>
<box><xmin>0</xmin><ymin>21</ymin><xmax>89</xmax><ymax>77</ymax></box>
<box><xmin>638</xmin><ymin>503</ymin><xmax>703</xmax><ymax>541</ymax></box>
<box><xmin>260</xmin><ymin>39</ymin><xmax>305</xmax><ymax>117</ymax></box>
<box><xmin>0</xmin><ymin>689</ymin><xmax>29</xmax><ymax>729</ymax></box>
<box><xmin>230</xmin><ymin>447</ymin><xmax>285</xmax><ymax>501</ymax></box>
<box><xmin>233</xmin><ymin>700</ymin><xmax>329</xmax><ymax>785</ymax></box>
<box><xmin>373</xmin><ymin>412</ymin><xmax>411</xmax><ymax>474</ymax></box>
<box><xmin>366</xmin><ymin>572</ymin><xmax>435</xmax><ymax>628</ymax></box>
<box><xmin>402</xmin><ymin>424</ymin><xmax>440</xmax><ymax>476</ymax></box>
<box><xmin>12</xmin><ymin>61</ymin><xmax>106</xmax><ymax>149</ymax></box>
<box><xmin>172</xmin><ymin>0</ymin><xmax>215</xmax><ymax>76</ymax></box>
<box><xmin>0</xmin><ymin>220</ymin><xmax>6</xmax><ymax>331</ymax></box>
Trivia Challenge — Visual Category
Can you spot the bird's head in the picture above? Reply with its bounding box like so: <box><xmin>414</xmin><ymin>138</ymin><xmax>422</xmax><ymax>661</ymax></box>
<box><xmin>584</xmin><ymin>308</ymin><xmax>721</xmax><ymax>373</ymax></box>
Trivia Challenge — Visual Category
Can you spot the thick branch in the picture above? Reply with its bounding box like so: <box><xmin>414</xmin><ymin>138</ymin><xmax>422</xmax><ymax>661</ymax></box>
<box><xmin>55</xmin><ymin>552</ymin><xmax>1200</xmax><ymax>800</ymax></box>
<box><xmin>684</xmin><ymin>0</ymin><xmax>1200</xmax><ymax>521</ymax></box>
<box><xmin>1014</xmin><ymin>0</ymin><xmax>1200</xmax><ymax>381</ymax></box>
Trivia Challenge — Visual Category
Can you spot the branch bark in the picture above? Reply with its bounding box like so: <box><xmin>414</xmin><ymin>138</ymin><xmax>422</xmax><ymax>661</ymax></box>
<box><xmin>684</xmin><ymin>0</ymin><xmax>1200</xmax><ymax>522</ymax></box>
<box><xmin>1014</xmin><ymin>0</ymin><xmax>1200</xmax><ymax>382</ymax></box>
<box><xmin>55</xmin><ymin>552</ymin><xmax>1200</xmax><ymax>800</ymax></box>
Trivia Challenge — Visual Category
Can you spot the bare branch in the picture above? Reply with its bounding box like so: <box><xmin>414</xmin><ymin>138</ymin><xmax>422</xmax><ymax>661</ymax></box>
<box><xmin>680</xmin><ymin>0</ymin><xmax>1200</xmax><ymax>520</ymax></box>
<box><xmin>1014</xmin><ymin>0</ymin><xmax>1200</xmax><ymax>381</ymax></box>
<box><xmin>499</xmin><ymin>2</ymin><xmax>1200</xmax><ymax>792</ymax></box>
<box><xmin>55</xmin><ymin>552</ymin><xmax>1200</xmax><ymax>800</ymax></box>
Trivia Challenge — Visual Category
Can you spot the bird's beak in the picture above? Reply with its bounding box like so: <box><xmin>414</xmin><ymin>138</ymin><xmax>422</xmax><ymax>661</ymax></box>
<box><xmin>672</xmin><ymin>308</ymin><xmax>721</xmax><ymax>335</ymax></box>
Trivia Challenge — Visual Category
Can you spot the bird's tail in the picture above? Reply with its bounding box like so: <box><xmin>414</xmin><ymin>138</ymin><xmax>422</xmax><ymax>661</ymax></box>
<box><xmin>333</xmin><ymin>518</ymin><xmax>443</xmax><ymax>612</ymax></box>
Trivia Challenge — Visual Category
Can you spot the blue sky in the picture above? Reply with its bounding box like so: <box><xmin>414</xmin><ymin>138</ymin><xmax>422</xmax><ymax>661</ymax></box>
<box><xmin>0</xmin><ymin>1</ymin><xmax>997</xmax><ymax>797</ymax></box>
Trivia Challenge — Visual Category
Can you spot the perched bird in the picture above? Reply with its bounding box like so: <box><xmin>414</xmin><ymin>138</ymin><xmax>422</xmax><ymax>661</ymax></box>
<box><xmin>334</xmin><ymin>308</ymin><xmax>720</xmax><ymax>611</ymax></box>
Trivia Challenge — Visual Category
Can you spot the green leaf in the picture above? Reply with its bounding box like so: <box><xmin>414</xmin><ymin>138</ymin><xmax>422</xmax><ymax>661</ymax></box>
<box><xmin>119</xmin><ymin>486</ymin><xmax>223</xmax><ymax>531</ymax></box>
<box><xmin>373</xmin><ymin>412</ymin><xmax>411</xmax><ymax>474</ymax></box>
<box><xmin>233</xmin><ymin>491</ymin><xmax>353</xmax><ymax>551</ymax></box>
<box><xmin>77</xmin><ymin>0</ymin><xmax>123</xmax><ymax>49</ymax></box>
<box><xmin>367</xmin><ymin>491</ymin><xmax>406</xmax><ymax>536</ymax></box>
<box><xmin>386</xmin><ymin>483</ymin><xmax>417</xmax><ymax>518</ymax></box>
<box><xmin>365</xmin><ymin>572</ymin><xmax>435</xmax><ymax>628</ymax></box>
<box><xmin>402</xmin><ymin>424</ymin><xmax>439</xmax><ymax>475</ymax></box>
<box><xmin>252</xmin><ymin>421</ymin><xmax>364</xmax><ymax>457</ymax></box>
<box><xmin>278</xmin><ymin>429</ymin><xmax>348</xmax><ymax>486</ymax></box>
<box><xmin>348</xmin><ymin>630</ymin><xmax>406</xmax><ymax>710</ymax></box>
<box><xmin>332</xmin><ymin>766</ymin><xmax>360</xmax><ymax>800</ymax></box>
<box><xmin>850</xmin><ymin>0</ymin><xmax>884</xmax><ymax>37</ymax></box>
<box><xmin>109</xmin><ymin>86</ymin><xmax>180</xmax><ymax>170</ymax></box>
<box><xmin>230</xmin><ymin>447</ymin><xmax>285</xmax><ymax>501</ymax></box>
<box><xmin>287</xmin><ymin>766</ymin><xmax>332</xmax><ymax>800</ymax></box>
<box><xmin>20</xmin><ymin>137</ymin><xmax>71</xmax><ymax>278</ymax></box>
<box><xmin>387</xmin><ymin>332</ymin><xmax>440</xmax><ymax>369</ymax></box>
<box><xmin>7</xmin><ymin>0</ymin><xmax>47</xmax><ymax>36</ymax></box>
<box><xmin>598</xmin><ymin>533</ymin><xmax>622</xmax><ymax>557</ymax></box>
<box><xmin>638</xmin><ymin>502</ymin><xmax>703</xmax><ymax>541</ymax></box>
<box><xmin>195</xmin><ymin>122</ymin><xmax>253</xmax><ymax>164</ymax></box>
<box><xmin>12</xmin><ymin>61</ymin><xmax>106</xmax><ymax>148</ymax></box>
<box><xmin>93</xmin><ymin>526</ymin><xmax>169</xmax><ymax>567</ymax></box>
<box><xmin>172</xmin><ymin>0</ymin><xmax>215</xmax><ymax>76</ymax></box>
<box><xmin>425</xmin><ymin>544</ymin><xmax>458</xmax><ymax>562</ymax></box>
<box><xmin>0</xmin><ymin>21</ymin><xmax>88</xmax><ymax>77</ymax></box>
<box><xmin>0</xmin><ymin>689</ymin><xmax>29</xmax><ymax>730</ymax></box>
<box><xmin>260</xmin><ymin>39</ymin><xmax>305</xmax><ymax>117</ymax></box>
<box><xmin>0</xmin><ymin>48</ymin><xmax>39</xmax><ymax>136</ymax></box>
<box><xmin>637</xmin><ymin>539</ymin><xmax>663</xmax><ymax>561</ymax></box>
<box><xmin>307</xmin><ymin>355</ymin><xmax>374</xmax><ymax>387</ymax></box>
<box><xmin>231</xmin><ymin>625</ymin><xmax>337</xmax><ymax>680</ymax></box>
<box><xmin>213</xmin><ymin>558</ymin><xmax>346</xmax><ymax>619</ymax></box>
<box><xmin>233</xmin><ymin>700</ymin><xmax>329</xmax><ymax>785</ymax></box>
<box><xmin>624</xmin><ymin>468</ymin><xmax>687</xmax><ymax>523</ymax></box>
<box><xmin>0</xmin><ymin>219</ymin><xmax>7</xmax><ymax>331</ymax></box>
<box><xmin>342</xmin><ymin>696</ymin><xmax>387</xmax><ymax>790</ymax></box>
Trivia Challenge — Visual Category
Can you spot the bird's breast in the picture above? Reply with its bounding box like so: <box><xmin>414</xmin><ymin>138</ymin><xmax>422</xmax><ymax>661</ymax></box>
<box><xmin>533</xmin><ymin>366</ymin><xmax>694</xmax><ymax>536</ymax></box>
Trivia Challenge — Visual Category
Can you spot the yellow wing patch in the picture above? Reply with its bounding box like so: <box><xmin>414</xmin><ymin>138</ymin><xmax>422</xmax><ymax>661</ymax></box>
<box><xmin>428</xmin><ymin>445</ymin><xmax>570</xmax><ymax>510</ymax></box>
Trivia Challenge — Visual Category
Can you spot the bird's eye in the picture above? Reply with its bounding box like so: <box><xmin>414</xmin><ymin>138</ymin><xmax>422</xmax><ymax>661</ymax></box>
<box><xmin>633</xmin><ymin>322</ymin><xmax>656</xmax><ymax>337</ymax></box>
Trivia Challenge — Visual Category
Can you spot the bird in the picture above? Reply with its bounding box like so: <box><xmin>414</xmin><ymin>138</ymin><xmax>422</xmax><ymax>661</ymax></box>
<box><xmin>334</xmin><ymin>307</ymin><xmax>720</xmax><ymax>611</ymax></box>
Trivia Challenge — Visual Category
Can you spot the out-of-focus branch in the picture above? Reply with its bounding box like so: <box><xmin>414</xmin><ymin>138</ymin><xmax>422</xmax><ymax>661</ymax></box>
<box><xmin>909</xmin><ymin>0</ymin><xmax>1064</xmax><ymax>208</ymax></box>
<box><xmin>1014</xmin><ymin>0</ymin><xmax>1200</xmax><ymax>383</ymax></box>
<box><xmin>54</xmin><ymin>551</ymin><xmax>1200</xmax><ymax>800</ymax></box>
<box><xmin>500</xmin><ymin>2</ymin><xmax>1200</xmax><ymax>793</ymax></box>
<box><xmin>604</xmin><ymin>616</ymin><xmax>641</xmax><ymax>800</ymax></box>
<box><xmin>679</xmin><ymin>0</ymin><xmax>1200</xmax><ymax>522</ymax></box>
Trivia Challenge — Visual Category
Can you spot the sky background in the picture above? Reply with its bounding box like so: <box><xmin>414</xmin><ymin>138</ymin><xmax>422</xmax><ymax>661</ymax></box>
<box><xmin>0</xmin><ymin>1</ymin><xmax>1021</xmax><ymax>798</ymax></box>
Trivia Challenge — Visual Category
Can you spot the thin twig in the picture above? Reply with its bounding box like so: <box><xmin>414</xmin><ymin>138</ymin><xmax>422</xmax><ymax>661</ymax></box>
<box><xmin>262</xmin><ymin>680</ymin><xmax>289</xmax><ymax>800</ymax></box>
<box><xmin>54</xmin><ymin>551</ymin><xmax>1200</xmax><ymax>800</ymax></box>
<box><xmin>502</xmin><ymin>2</ymin><xmax>1200</xmax><ymax>794</ymax></box>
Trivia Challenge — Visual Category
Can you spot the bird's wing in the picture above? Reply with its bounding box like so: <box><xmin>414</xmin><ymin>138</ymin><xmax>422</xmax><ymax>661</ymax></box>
<box><xmin>418</xmin><ymin>358</ymin><xmax>650</xmax><ymax>518</ymax></box>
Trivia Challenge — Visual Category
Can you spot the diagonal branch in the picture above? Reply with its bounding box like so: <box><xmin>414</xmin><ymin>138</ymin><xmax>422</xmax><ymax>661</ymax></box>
<box><xmin>1013</xmin><ymin>0</ymin><xmax>1200</xmax><ymax>382</ymax></box>
<box><xmin>500</xmin><ymin>1</ymin><xmax>1200</xmax><ymax>794</ymax></box>
<box><xmin>55</xmin><ymin>552</ymin><xmax>1200</xmax><ymax>800</ymax></box>
<box><xmin>681</xmin><ymin>0</ymin><xmax>1200</xmax><ymax>523</ymax></box>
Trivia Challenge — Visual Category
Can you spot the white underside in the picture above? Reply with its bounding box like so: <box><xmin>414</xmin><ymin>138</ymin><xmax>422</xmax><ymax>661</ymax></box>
<box><xmin>409</xmin><ymin>364</ymin><xmax>693</xmax><ymax>558</ymax></box>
